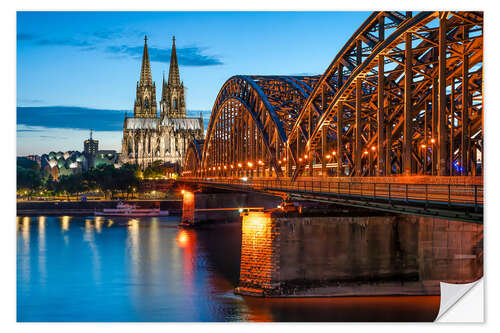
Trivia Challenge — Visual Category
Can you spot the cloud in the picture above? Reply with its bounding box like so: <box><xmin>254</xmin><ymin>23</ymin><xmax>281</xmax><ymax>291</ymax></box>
<box><xmin>91</xmin><ymin>30</ymin><xmax>123</xmax><ymax>40</ymax></box>
<box><xmin>17</xmin><ymin>128</ymin><xmax>43</xmax><ymax>132</ymax></box>
<box><xmin>17</xmin><ymin>31</ymin><xmax>223</xmax><ymax>66</ymax></box>
<box><xmin>17</xmin><ymin>106</ymin><xmax>126</xmax><ymax>132</ymax></box>
<box><xmin>18</xmin><ymin>98</ymin><xmax>44</xmax><ymax>105</ymax></box>
<box><xmin>17</xmin><ymin>106</ymin><xmax>212</xmax><ymax>132</ymax></box>
<box><xmin>17</xmin><ymin>33</ymin><xmax>94</xmax><ymax>48</ymax></box>
<box><xmin>106</xmin><ymin>45</ymin><xmax>223</xmax><ymax>66</ymax></box>
<box><xmin>17</xmin><ymin>33</ymin><xmax>38</xmax><ymax>41</ymax></box>
<box><xmin>35</xmin><ymin>38</ymin><xmax>92</xmax><ymax>47</ymax></box>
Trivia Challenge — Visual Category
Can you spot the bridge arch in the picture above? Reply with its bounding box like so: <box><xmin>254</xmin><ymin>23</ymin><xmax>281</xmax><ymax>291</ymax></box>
<box><xmin>182</xmin><ymin>139</ymin><xmax>204</xmax><ymax>177</ymax></box>
<box><xmin>288</xmin><ymin>11</ymin><xmax>483</xmax><ymax>179</ymax></box>
<box><xmin>200</xmin><ymin>75</ymin><xmax>319</xmax><ymax>177</ymax></box>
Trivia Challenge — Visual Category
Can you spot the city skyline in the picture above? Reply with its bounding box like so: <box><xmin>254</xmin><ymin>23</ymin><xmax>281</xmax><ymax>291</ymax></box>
<box><xmin>17</xmin><ymin>11</ymin><xmax>370</xmax><ymax>155</ymax></box>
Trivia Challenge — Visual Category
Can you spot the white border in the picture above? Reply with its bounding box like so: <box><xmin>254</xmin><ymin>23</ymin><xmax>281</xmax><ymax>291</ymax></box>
<box><xmin>3</xmin><ymin>1</ymin><xmax>498</xmax><ymax>331</ymax></box>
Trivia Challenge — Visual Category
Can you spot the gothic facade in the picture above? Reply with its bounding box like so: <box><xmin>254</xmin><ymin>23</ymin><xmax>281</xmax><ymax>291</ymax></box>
<box><xmin>120</xmin><ymin>36</ymin><xmax>204</xmax><ymax>169</ymax></box>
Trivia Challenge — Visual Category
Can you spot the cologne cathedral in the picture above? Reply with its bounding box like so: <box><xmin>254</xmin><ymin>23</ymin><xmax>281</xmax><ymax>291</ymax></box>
<box><xmin>120</xmin><ymin>36</ymin><xmax>204</xmax><ymax>168</ymax></box>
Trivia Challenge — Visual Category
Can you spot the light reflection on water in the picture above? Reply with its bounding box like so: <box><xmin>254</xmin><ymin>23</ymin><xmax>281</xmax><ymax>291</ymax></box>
<box><xmin>17</xmin><ymin>215</ymin><xmax>439</xmax><ymax>322</ymax></box>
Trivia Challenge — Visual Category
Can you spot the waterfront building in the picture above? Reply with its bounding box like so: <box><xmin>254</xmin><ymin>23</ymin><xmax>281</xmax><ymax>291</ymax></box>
<box><xmin>83</xmin><ymin>130</ymin><xmax>99</xmax><ymax>169</ymax></box>
<box><xmin>120</xmin><ymin>36</ymin><xmax>204</xmax><ymax>169</ymax></box>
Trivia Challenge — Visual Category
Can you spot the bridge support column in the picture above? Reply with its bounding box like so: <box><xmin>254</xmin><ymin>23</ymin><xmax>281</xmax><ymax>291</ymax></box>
<box><xmin>403</xmin><ymin>32</ymin><xmax>413</xmax><ymax>175</ymax></box>
<box><xmin>438</xmin><ymin>14</ymin><xmax>449</xmax><ymax>176</ymax></box>
<box><xmin>235</xmin><ymin>211</ymin><xmax>482</xmax><ymax>297</ymax></box>
<box><xmin>321</xmin><ymin>126</ymin><xmax>327</xmax><ymax>178</ymax></box>
<box><xmin>181</xmin><ymin>190</ymin><xmax>195</xmax><ymax>226</ymax></box>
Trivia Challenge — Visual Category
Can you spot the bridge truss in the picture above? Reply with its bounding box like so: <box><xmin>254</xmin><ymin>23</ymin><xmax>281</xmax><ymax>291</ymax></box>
<box><xmin>183</xmin><ymin>11</ymin><xmax>483</xmax><ymax>181</ymax></box>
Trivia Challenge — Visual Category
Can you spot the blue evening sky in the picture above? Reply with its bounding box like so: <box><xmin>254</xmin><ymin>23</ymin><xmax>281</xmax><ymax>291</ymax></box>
<box><xmin>17</xmin><ymin>11</ymin><xmax>370</xmax><ymax>155</ymax></box>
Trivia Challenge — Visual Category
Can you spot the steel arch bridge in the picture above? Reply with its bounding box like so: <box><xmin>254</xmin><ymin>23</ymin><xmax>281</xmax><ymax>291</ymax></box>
<box><xmin>183</xmin><ymin>11</ymin><xmax>483</xmax><ymax>182</ymax></box>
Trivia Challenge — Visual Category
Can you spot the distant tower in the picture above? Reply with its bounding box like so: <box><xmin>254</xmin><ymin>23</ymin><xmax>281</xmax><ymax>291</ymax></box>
<box><xmin>84</xmin><ymin>129</ymin><xmax>99</xmax><ymax>169</ymax></box>
<box><xmin>134</xmin><ymin>35</ymin><xmax>157</xmax><ymax>118</ymax></box>
<box><xmin>161</xmin><ymin>36</ymin><xmax>186</xmax><ymax>119</ymax></box>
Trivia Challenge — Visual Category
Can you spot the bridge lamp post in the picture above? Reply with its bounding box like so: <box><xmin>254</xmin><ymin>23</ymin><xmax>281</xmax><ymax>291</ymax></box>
<box><xmin>371</xmin><ymin>146</ymin><xmax>376</xmax><ymax>176</ymax></box>
<box><xmin>247</xmin><ymin>161</ymin><xmax>254</xmax><ymax>178</ymax></box>
<box><xmin>363</xmin><ymin>150</ymin><xmax>369</xmax><ymax>175</ymax></box>
<box><xmin>420</xmin><ymin>144</ymin><xmax>427</xmax><ymax>174</ymax></box>
<box><xmin>331</xmin><ymin>151</ymin><xmax>337</xmax><ymax>176</ymax></box>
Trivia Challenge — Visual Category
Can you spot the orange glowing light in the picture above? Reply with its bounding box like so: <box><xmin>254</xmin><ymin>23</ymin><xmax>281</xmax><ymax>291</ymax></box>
<box><xmin>223</xmin><ymin>165</ymin><xmax>227</xmax><ymax>169</ymax></box>
<box><xmin>371</xmin><ymin>146</ymin><xmax>376</xmax><ymax>151</ymax></box>
<box><xmin>326</xmin><ymin>154</ymin><xmax>331</xmax><ymax>159</ymax></box>
<box><xmin>298</xmin><ymin>158</ymin><xmax>303</xmax><ymax>162</ymax></box>
<box><xmin>258</xmin><ymin>160</ymin><xmax>263</xmax><ymax>165</ymax></box>
<box><xmin>218</xmin><ymin>166</ymin><xmax>221</xmax><ymax>170</ymax></box>
<box><xmin>177</xmin><ymin>230</ymin><xmax>191</xmax><ymax>248</ymax></box>
<box><xmin>304</xmin><ymin>154</ymin><xmax>308</xmax><ymax>159</ymax></box>
<box><xmin>283</xmin><ymin>157</ymin><xmax>287</xmax><ymax>161</ymax></box>
<box><xmin>332</xmin><ymin>151</ymin><xmax>336</xmax><ymax>155</ymax></box>
<box><xmin>278</xmin><ymin>160</ymin><xmax>282</xmax><ymax>164</ymax></box>
<box><xmin>230</xmin><ymin>165</ymin><xmax>234</xmax><ymax>169</ymax></box>
<box><xmin>181</xmin><ymin>189</ymin><xmax>185</xmax><ymax>194</ymax></box>
<box><xmin>431</xmin><ymin>138</ymin><xmax>436</xmax><ymax>144</ymax></box>
<box><xmin>421</xmin><ymin>144</ymin><xmax>427</xmax><ymax>149</ymax></box>
<box><xmin>238</xmin><ymin>163</ymin><xmax>243</xmax><ymax>168</ymax></box>
<box><xmin>364</xmin><ymin>151</ymin><xmax>369</xmax><ymax>155</ymax></box>
<box><xmin>242</xmin><ymin>212</ymin><xmax>270</xmax><ymax>236</ymax></box>
<box><xmin>247</xmin><ymin>162</ymin><xmax>253</xmax><ymax>168</ymax></box>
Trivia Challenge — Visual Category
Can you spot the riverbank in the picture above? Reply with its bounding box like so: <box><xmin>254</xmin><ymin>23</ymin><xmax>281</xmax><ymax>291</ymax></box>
<box><xmin>17</xmin><ymin>200</ymin><xmax>182</xmax><ymax>216</ymax></box>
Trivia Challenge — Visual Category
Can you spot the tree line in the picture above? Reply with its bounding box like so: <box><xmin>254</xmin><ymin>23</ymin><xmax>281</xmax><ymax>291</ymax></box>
<box><xmin>17</xmin><ymin>157</ymin><xmax>142</xmax><ymax>199</ymax></box>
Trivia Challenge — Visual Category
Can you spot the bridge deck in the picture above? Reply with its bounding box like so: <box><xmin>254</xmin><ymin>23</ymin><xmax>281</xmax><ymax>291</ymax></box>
<box><xmin>178</xmin><ymin>177</ymin><xmax>483</xmax><ymax>223</ymax></box>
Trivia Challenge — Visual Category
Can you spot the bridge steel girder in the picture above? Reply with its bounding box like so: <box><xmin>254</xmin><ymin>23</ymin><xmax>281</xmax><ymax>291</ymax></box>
<box><xmin>288</xmin><ymin>11</ymin><xmax>483</xmax><ymax>180</ymax></box>
<box><xmin>181</xmin><ymin>11</ymin><xmax>483</xmax><ymax>183</ymax></box>
<box><xmin>182</xmin><ymin>139</ymin><xmax>204</xmax><ymax>177</ymax></box>
<box><xmin>198</xmin><ymin>75</ymin><xmax>319</xmax><ymax>178</ymax></box>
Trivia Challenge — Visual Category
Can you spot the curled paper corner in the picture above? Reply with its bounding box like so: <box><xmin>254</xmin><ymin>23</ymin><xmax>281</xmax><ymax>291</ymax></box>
<box><xmin>435</xmin><ymin>278</ymin><xmax>483</xmax><ymax>322</ymax></box>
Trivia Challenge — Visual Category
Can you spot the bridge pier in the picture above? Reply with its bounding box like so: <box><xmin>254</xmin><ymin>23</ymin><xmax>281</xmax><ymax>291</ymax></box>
<box><xmin>180</xmin><ymin>190</ymin><xmax>281</xmax><ymax>227</ymax></box>
<box><xmin>235</xmin><ymin>210</ymin><xmax>482</xmax><ymax>297</ymax></box>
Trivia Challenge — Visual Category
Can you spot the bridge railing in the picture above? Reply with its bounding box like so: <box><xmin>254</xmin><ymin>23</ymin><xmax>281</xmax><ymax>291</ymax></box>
<box><xmin>180</xmin><ymin>177</ymin><xmax>483</xmax><ymax>211</ymax></box>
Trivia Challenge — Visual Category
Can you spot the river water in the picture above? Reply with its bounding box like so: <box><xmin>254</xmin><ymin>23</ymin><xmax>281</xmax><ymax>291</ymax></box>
<box><xmin>17</xmin><ymin>215</ymin><xmax>440</xmax><ymax>322</ymax></box>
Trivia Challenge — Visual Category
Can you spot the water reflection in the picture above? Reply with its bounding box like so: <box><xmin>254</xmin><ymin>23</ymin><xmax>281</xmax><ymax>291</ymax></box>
<box><xmin>60</xmin><ymin>216</ymin><xmax>70</xmax><ymax>231</ymax></box>
<box><xmin>127</xmin><ymin>218</ymin><xmax>140</xmax><ymax>281</ymax></box>
<box><xmin>84</xmin><ymin>218</ymin><xmax>101</xmax><ymax>284</ymax></box>
<box><xmin>17</xmin><ymin>215</ymin><xmax>447</xmax><ymax>322</ymax></box>
<box><xmin>94</xmin><ymin>216</ymin><xmax>103</xmax><ymax>233</ymax></box>
<box><xmin>38</xmin><ymin>216</ymin><xmax>46</xmax><ymax>285</ymax></box>
<box><xmin>19</xmin><ymin>216</ymin><xmax>31</xmax><ymax>286</ymax></box>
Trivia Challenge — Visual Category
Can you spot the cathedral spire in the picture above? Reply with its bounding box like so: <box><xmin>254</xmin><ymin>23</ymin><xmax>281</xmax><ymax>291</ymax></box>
<box><xmin>168</xmin><ymin>36</ymin><xmax>181</xmax><ymax>86</ymax></box>
<box><xmin>140</xmin><ymin>35</ymin><xmax>153</xmax><ymax>86</ymax></box>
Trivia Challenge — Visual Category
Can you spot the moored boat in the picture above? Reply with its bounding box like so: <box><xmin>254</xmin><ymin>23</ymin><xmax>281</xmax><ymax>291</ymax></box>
<box><xmin>94</xmin><ymin>201</ymin><xmax>169</xmax><ymax>217</ymax></box>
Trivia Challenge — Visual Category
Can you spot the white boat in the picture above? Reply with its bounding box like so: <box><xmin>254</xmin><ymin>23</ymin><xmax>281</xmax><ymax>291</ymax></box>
<box><xmin>94</xmin><ymin>201</ymin><xmax>169</xmax><ymax>217</ymax></box>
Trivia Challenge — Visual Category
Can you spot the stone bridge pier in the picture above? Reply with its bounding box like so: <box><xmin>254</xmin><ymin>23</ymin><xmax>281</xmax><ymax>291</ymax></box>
<box><xmin>180</xmin><ymin>190</ymin><xmax>281</xmax><ymax>227</ymax></box>
<box><xmin>235</xmin><ymin>211</ymin><xmax>483</xmax><ymax>297</ymax></box>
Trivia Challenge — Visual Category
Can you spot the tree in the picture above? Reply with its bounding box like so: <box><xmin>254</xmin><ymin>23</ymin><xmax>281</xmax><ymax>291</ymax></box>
<box><xmin>143</xmin><ymin>160</ymin><xmax>167</xmax><ymax>179</ymax></box>
<box><xmin>17</xmin><ymin>166</ymin><xmax>42</xmax><ymax>194</ymax></box>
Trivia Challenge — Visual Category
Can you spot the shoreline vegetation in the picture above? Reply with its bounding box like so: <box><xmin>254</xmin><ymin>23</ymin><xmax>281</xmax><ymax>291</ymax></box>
<box><xmin>17</xmin><ymin>156</ymin><xmax>177</xmax><ymax>200</ymax></box>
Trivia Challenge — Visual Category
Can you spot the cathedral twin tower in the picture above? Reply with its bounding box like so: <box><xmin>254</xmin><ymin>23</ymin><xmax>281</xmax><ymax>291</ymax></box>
<box><xmin>120</xmin><ymin>36</ymin><xmax>204</xmax><ymax>168</ymax></box>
